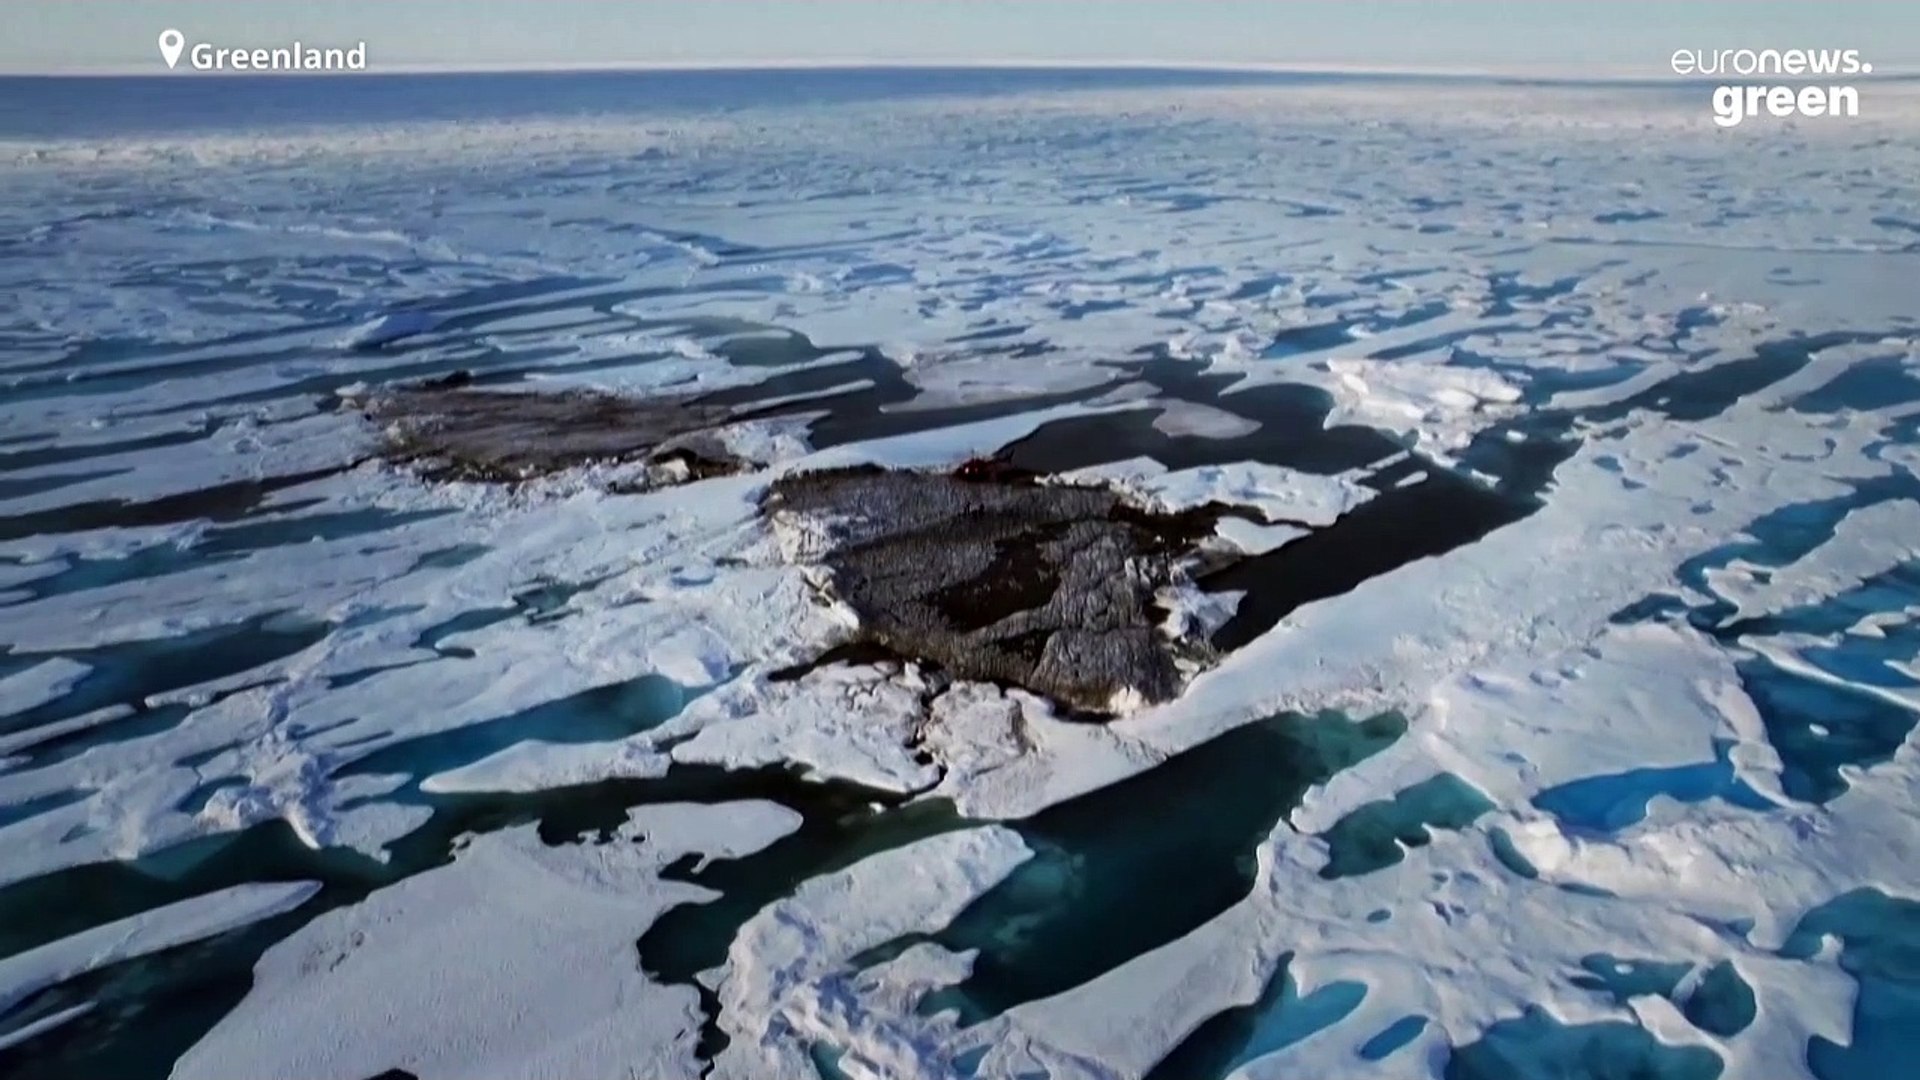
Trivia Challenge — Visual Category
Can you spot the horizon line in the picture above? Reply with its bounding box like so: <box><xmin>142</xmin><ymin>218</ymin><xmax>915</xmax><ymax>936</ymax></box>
<box><xmin>7</xmin><ymin>56</ymin><xmax>1916</xmax><ymax>82</ymax></box>
<box><xmin>0</xmin><ymin>56</ymin><xmax>1824</xmax><ymax>79</ymax></box>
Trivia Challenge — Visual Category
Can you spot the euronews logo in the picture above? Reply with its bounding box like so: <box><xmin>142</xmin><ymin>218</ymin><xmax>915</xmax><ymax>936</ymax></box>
<box><xmin>1670</xmin><ymin>48</ymin><xmax>1874</xmax><ymax>128</ymax></box>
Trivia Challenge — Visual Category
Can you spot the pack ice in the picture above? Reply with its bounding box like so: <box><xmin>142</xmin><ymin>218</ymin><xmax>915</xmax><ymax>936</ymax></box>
<box><xmin>2</xmin><ymin>68</ymin><xmax>1919</xmax><ymax>1080</ymax></box>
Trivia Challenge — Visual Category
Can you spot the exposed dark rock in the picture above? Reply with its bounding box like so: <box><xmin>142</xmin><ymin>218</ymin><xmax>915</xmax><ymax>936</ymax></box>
<box><xmin>422</xmin><ymin>368</ymin><xmax>473</xmax><ymax>390</ymax></box>
<box><xmin>764</xmin><ymin>464</ymin><xmax>1243</xmax><ymax>714</ymax></box>
<box><xmin>361</xmin><ymin>385</ymin><xmax>744</xmax><ymax>484</ymax></box>
<box><xmin>357</xmin><ymin>381</ymin><xmax>1259</xmax><ymax>711</ymax></box>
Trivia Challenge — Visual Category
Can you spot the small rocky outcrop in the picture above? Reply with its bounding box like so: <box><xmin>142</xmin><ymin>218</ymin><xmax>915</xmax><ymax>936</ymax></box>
<box><xmin>765</xmin><ymin>463</ymin><xmax>1242</xmax><ymax>714</ymax></box>
<box><xmin>359</xmin><ymin>379</ymin><xmax>744</xmax><ymax>484</ymax></box>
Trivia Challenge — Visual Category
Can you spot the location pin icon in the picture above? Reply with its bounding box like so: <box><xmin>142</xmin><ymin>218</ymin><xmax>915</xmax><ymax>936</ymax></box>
<box><xmin>158</xmin><ymin>29</ymin><xmax>185</xmax><ymax>69</ymax></box>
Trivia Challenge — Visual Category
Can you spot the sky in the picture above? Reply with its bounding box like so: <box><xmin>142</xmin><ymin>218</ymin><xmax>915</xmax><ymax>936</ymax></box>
<box><xmin>7</xmin><ymin>1</ymin><xmax>1917</xmax><ymax>75</ymax></box>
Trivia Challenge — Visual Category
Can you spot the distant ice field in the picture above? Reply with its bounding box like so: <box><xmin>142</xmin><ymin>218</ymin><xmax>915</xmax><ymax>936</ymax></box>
<box><xmin>2</xmin><ymin>68</ymin><xmax>1919</xmax><ymax>1080</ymax></box>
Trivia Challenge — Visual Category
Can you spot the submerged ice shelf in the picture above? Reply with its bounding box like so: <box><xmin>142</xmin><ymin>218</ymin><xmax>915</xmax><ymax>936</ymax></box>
<box><xmin>3</xmin><ymin>67</ymin><xmax>1920</xmax><ymax>1080</ymax></box>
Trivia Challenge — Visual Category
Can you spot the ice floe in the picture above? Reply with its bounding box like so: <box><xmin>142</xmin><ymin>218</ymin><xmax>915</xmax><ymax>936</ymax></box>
<box><xmin>0</xmin><ymin>882</ymin><xmax>319</xmax><ymax>1049</ymax></box>
<box><xmin>174</xmin><ymin>802</ymin><xmax>798</xmax><ymax>1080</ymax></box>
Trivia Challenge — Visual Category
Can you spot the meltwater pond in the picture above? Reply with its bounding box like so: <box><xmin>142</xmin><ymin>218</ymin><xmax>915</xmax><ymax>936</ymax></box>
<box><xmin>912</xmin><ymin>711</ymin><xmax>1406</xmax><ymax>1024</ymax></box>
<box><xmin>3</xmin><ymin>64</ymin><xmax>1920</xmax><ymax>1080</ymax></box>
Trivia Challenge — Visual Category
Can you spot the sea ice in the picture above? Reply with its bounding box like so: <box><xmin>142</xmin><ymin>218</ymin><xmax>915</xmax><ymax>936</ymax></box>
<box><xmin>0</xmin><ymin>882</ymin><xmax>319</xmax><ymax>1047</ymax></box>
<box><xmin>174</xmin><ymin>803</ymin><xmax>799</xmax><ymax>1080</ymax></box>
<box><xmin>5</xmin><ymin>68</ymin><xmax>1920</xmax><ymax>1080</ymax></box>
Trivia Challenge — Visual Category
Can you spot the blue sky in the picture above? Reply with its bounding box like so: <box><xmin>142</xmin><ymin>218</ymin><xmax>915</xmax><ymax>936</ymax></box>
<box><xmin>9</xmin><ymin>1</ymin><xmax>1917</xmax><ymax>74</ymax></box>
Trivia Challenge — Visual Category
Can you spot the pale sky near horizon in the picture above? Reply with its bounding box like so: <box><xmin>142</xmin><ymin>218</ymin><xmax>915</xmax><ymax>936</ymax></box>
<box><xmin>7</xmin><ymin>1</ymin><xmax>1917</xmax><ymax>75</ymax></box>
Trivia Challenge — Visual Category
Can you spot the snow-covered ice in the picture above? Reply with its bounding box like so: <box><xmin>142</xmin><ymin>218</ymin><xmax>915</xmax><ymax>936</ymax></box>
<box><xmin>174</xmin><ymin>803</ymin><xmax>799</xmax><ymax>1080</ymax></box>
